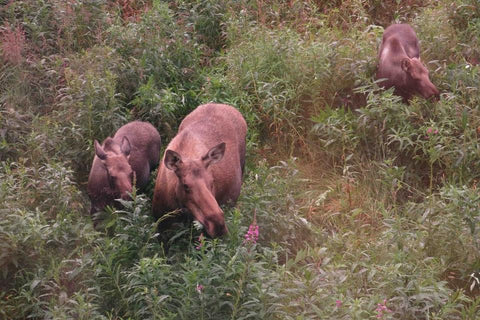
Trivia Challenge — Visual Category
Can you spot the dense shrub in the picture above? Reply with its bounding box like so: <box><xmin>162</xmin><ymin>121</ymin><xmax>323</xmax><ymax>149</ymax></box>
<box><xmin>225</xmin><ymin>0</ymin><xmax>429</xmax><ymax>32</ymax></box>
<box><xmin>2</xmin><ymin>0</ymin><xmax>480</xmax><ymax>319</ymax></box>
<box><xmin>219</xmin><ymin>23</ymin><xmax>378</xmax><ymax>151</ymax></box>
<box><xmin>53</xmin><ymin>46</ymin><xmax>127</xmax><ymax>174</ymax></box>
<box><xmin>0</xmin><ymin>0</ymin><xmax>109</xmax><ymax>56</ymax></box>
<box><xmin>313</xmin><ymin>78</ymin><xmax>480</xmax><ymax>193</ymax></box>
<box><xmin>0</xmin><ymin>159</ymin><xmax>93</xmax><ymax>319</ymax></box>
<box><xmin>105</xmin><ymin>0</ymin><xmax>219</xmax><ymax>139</ymax></box>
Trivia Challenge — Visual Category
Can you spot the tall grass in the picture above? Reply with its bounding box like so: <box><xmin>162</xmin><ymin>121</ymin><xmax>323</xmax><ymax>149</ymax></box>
<box><xmin>216</xmin><ymin>22</ymin><xmax>378</xmax><ymax>152</ymax></box>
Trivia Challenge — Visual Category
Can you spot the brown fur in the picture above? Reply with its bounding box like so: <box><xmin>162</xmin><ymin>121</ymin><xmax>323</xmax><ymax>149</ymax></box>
<box><xmin>376</xmin><ymin>24</ymin><xmax>439</xmax><ymax>101</ymax></box>
<box><xmin>152</xmin><ymin>103</ymin><xmax>247</xmax><ymax>237</ymax></box>
<box><xmin>87</xmin><ymin>121</ymin><xmax>161</xmax><ymax>215</ymax></box>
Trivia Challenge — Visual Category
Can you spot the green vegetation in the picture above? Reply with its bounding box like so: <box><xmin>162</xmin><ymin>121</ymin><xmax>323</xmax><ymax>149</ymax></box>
<box><xmin>1</xmin><ymin>0</ymin><xmax>480</xmax><ymax>318</ymax></box>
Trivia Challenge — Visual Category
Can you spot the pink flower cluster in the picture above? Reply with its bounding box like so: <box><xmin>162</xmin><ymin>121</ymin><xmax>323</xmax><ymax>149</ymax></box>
<box><xmin>426</xmin><ymin>127</ymin><xmax>439</xmax><ymax>137</ymax></box>
<box><xmin>196</xmin><ymin>283</ymin><xmax>204</xmax><ymax>293</ymax></box>
<box><xmin>375</xmin><ymin>299</ymin><xmax>392</xmax><ymax>319</ymax></box>
<box><xmin>244</xmin><ymin>223</ymin><xmax>259</xmax><ymax>244</ymax></box>
<box><xmin>195</xmin><ymin>233</ymin><xmax>204</xmax><ymax>250</ymax></box>
<box><xmin>1</xmin><ymin>23</ymin><xmax>25</xmax><ymax>65</ymax></box>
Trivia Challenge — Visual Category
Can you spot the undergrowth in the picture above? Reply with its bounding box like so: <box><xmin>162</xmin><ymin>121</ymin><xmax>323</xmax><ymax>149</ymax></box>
<box><xmin>2</xmin><ymin>0</ymin><xmax>480</xmax><ymax>319</ymax></box>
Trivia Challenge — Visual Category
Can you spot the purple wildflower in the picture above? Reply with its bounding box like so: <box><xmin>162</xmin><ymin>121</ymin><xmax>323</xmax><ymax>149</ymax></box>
<box><xmin>426</xmin><ymin>127</ymin><xmax>439</xmax><ymax>138</ymax></box>
<box><xmin>195</xmin><ymin>233</ymin><xmax>204</xmax><ymax>250</ymax></box>
<box><xmin>244</xmin><ymin>211</ymin><xmax>259</xmax><ymax>244</ymax></box>
<box><xmin>375</xmin><ymin>299</ymin><xmax>392</xmax><ymax>319</ymax></box>
<box><xmin>196</xmin><ymin>283</ymin><xmax>204</xmax><ymax>293</ymax></box>
<box><xmin>336</xmin><ymin>300</ymin><xmax>342</xmax><ymax>308</ymax></box>
<box><xmin>245</xmin><ymin>224</ymin><xmax>259</xmax><ymax>243</ymax></box>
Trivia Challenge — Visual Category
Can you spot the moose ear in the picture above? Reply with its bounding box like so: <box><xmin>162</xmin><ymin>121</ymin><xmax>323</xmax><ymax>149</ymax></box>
<box><xmin>401</xmin><ymin>58</ymin><xmax>411</xmax><ymax>72</ymax></box>
<box><xmin>94</xmin><ymin>140</ymin><xmax>107</xmax><ymax>160</ymax></box>
<box><xmin>202</xmin><ymin>142</ymin><xmax>226</xmax><ymax>167</ymax></box>
<box><xmin>121</xmin><ymin>136</ymin><xmax>131</xmax><ymax>156</ymax></box>
<box><xmin>164</xmin><ymin>150</ymin><xmax>183</xmax><ymax>171</ymax></box>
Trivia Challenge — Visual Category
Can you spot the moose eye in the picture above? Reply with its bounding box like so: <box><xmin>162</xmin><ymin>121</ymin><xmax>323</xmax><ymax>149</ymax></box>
<box><xmin>183</xmin><ymin>184</ymin><xmax>191</xmax><ymax>193</ymax></box>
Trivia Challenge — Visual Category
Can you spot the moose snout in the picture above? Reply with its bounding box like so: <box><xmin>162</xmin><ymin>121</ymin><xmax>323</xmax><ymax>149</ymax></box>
<box><xmin>214</xmin><ymin>221</ymin><xmax>228</xmax><ymax>238</ymax></box>
<box><xmin>202</xmin><ymin>213</ymin><xmax>228</xmax><ymax>238</ymax></box>
<box><xmin>432</xmin><ymin>86</ymin><xmax>440</xmax><ymax>100</ymax></box>
<box><xmin>120</xmin><ymin>192</ymin><xmax>132</xmax><ymax>200</ymax></box>
<box><xmin>209</xmin><ymin>222</ymin><xmax>228</xmax><ymax>238</ymax></box>
<box><xmin>430</xmin><ymin>92</ymin><xmax>440</xmax><ymax>102</ymax></box>
<box><xmin>419</xmin><ymin>80</ymin><xmax>440</xmax><ymax>100</ymax></box>
<box><xmin>118</xmin><ymin>180</ymin><xmax>133</xmax><ymax>200</ymax></box>
<box><xmin>426</xmin><ymin>83</ymin><xmax>440</xmax><ymax>100</ymax></box>
<box><xmin>426</xmin><ymin>88</ymin><xmax>440</xmax><ymax>101</ymax></box>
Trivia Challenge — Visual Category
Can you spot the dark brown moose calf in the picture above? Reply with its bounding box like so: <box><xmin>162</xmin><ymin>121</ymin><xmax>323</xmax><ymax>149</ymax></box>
<box><xmin>88</xmin><ymin>121</ymin><xmax>161</xmax><ymax>215</ymax></box>
<box><xmin>152</xmin><ymin>103</ymin><xmax>247</xmax><ymax>238</ymax></box>
<box><xmin>376</xmin><ymin>24</ymin><xmax>439</xmax><ymax>102</ymax></box>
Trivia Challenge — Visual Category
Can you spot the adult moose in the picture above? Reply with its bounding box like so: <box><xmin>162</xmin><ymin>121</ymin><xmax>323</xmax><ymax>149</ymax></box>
<box><xmin>376</xmin><ymin>23</ymin><xmax>439</xmax><ymax>102</ymax></box>
<box><xmin>88</xmin><ymin>121</ymin><xmax>161</xmax><ymax>216</ymax></box>
<box><xmin>152</xmin><ymin>103</ymin><xmax>247</xmax><ymax>238</ymax></box>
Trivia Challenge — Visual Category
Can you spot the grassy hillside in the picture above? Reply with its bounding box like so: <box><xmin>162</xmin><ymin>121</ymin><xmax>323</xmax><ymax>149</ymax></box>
<box><xmin>1</xmin><ymin>0</ymin><xmax>480</xmax><ymax>319</ymax></box>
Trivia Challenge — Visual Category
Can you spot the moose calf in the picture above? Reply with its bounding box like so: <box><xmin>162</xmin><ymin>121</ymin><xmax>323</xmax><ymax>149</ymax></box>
<box><xmin>88</xmin><ymin>121</ymin><xmax>161</xmax><ymax>216</ymax></box>
<box><xmin>376</xmin><ymin>24</ymin><xmax>439</xmax><ymax>102</ymax></box>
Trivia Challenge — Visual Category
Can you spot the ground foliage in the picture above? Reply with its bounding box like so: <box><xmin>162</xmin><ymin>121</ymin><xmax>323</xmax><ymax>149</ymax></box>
<box><xmin>1</xmin><ymin>0</ymin><xmax>480</xmax><ymax>319</ymax></box>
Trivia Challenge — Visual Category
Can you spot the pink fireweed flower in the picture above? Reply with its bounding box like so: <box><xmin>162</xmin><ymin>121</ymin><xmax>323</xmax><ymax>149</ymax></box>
<box><xmin>375</xmin><ymin>299</ymin><xmax>392</xmax><ymax>319</ymax></box>
<box><xmin>196</xmin><ymin>283</ymin><xmax>204</xmax><ymax>293</ymax></box>
<box><xmin>244</xmin><ymin>211</ymin><xmax>259</xmax><ymax>244</ymax></box>
<box><xmin>195</xmin><ymin>233</ymin><xmax>204</xmax><ymax>250</ymax></box>
<box><xmin>336</xmin><ymin>300</ymin><xmax>342</xmax><ymax>308</ymax></box>
<box><xmin>426</xmin><ymin>127</ymin><xmax>439</xmax><ymax>138</ymax></box>
<box><xmin>244</xmin><ymin>224</ymin><xmax>259</xmax><ymax>243</ymax></box>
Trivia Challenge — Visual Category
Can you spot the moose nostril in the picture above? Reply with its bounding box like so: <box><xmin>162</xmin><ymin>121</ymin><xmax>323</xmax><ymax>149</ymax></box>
<box><xmin>203</xmin><ymin>216</ymin><xmax>227</xmax><ymax>238</ymax></box>
<box><xmin>220</xmin><ymin>224</ymin><xmax>228</xmax><ymax>236</ymax></box>
<box><xmin>429</xmin><ymin>91</ymin><xmax>440</xmax><ymax>101</ymax></box>
<box><xmin>214</xmin><ymin>221</ymin><xmax>228</xmax><ymax>237</ymax></box>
